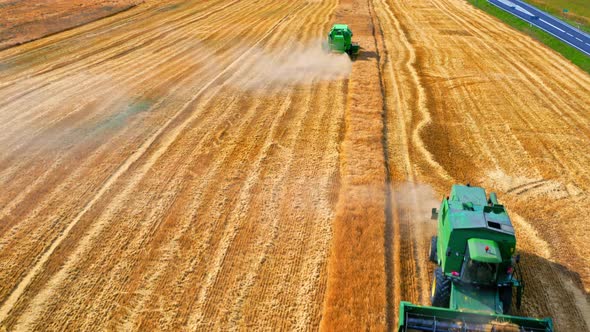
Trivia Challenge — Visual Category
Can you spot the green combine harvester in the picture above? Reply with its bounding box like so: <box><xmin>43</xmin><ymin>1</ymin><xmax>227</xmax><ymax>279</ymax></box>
<box><xmin>325</xmin><ymin>24</ymin><xmax>359</xmax><ymax>56</ymax></box>
<box><xmin>398</xmin><ymin>184</ymin><xmax>554</xmax><ymax>332</ymax></box>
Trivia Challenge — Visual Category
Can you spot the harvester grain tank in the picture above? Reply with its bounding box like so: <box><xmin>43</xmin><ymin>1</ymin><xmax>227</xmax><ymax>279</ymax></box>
<box><xmin>398</xmin><ymin>184</ymin><xmax>554</xmax><ymax>332</ymax></box>
<box><xmin>325</xmin><ymin>24</ymin><xmax>359</xmax><ymax>56</ymax></box>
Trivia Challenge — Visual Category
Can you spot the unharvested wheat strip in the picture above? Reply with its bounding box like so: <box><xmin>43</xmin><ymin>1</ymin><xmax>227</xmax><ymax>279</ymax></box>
<box><xmin>320</xmin><ymin>0</ymin><xmax>388</xmax><ymax>329</ymax></box>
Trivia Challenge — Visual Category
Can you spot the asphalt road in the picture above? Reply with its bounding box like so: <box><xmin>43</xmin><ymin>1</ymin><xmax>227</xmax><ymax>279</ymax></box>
<box><xmin>488</xmin><ymin>0</ymin><xmax>590</xmax><ymax>56</ymax></box>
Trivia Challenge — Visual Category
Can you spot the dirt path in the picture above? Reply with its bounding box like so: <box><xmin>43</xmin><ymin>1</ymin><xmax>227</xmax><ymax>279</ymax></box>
<box><xmin>0</xmin><ymin>0</ymin><xmax>589</xmax><ymax>330</ymax></box>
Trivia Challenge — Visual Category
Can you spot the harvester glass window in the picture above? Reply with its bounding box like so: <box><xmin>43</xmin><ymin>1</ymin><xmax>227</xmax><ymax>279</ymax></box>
<box><xmin>462</xmin><ymin>250</ymin><xmax>498</xmax><ymax>284</ymax></box>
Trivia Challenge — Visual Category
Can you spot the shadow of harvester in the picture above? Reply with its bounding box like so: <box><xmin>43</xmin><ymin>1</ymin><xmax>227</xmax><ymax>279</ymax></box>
<box><xmin>514</xmin><ymin>252</ymin><xmax>589</xmax><ymax>331</ymax></box>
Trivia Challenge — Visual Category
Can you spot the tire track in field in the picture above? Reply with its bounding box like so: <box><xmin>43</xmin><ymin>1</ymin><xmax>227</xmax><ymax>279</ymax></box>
<box><xmin>0</xmin><ymin>4</ymin><xmax>304</xmax><ymax>324</ymax></box>
<box><xmin>370</xmin><ymin>0</ymin><xmax>441</xmax><ymax>326</ymax></box>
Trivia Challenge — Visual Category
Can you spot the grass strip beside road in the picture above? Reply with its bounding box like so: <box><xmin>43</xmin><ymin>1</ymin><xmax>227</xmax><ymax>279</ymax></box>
<box><xmin>522</xmin><ymin>0</ymin><xmax>589</xmax><ymax>33</ymax></box>
<box><xmin>468</xmin><ymin>0</ymin><xmax>590</xmax><ymax>74</ymax></box>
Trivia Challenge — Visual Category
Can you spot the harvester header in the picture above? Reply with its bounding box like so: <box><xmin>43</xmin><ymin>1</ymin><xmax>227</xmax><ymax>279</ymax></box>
<box><xmin>398</xmin><ymin>184</ymin><xmax>554</xmax><ymax>332</ymax></box>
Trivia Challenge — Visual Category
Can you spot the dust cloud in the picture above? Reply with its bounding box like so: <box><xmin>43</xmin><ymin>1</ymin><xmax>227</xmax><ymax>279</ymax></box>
<box><xmin>232</xmin><ymin>39</ymin><xmax>352</xmax><ymax>90</ymax></box>
<box><xmin>393</xmin><ymin>182</ymin><xmax>440</xmax><ymax>237</ymax></box>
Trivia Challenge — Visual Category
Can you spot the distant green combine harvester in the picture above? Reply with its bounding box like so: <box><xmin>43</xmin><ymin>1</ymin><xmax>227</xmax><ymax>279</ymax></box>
<box><xmin>324</xmin><ymin>24</ymin><xmax>360</xmax><ymax>57</ymax></box>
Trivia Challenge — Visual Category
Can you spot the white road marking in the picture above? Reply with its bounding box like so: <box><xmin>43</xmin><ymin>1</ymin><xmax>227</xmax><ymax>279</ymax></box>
<box><xmin>540</xmin><ymin>18</ymin><xmax>565</xmax><ymax>33</ymax></box>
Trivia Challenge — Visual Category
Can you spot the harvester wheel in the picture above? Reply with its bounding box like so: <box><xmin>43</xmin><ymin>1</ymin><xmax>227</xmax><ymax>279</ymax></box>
<box><xmin>431</xmin><ymin>267</ymin><xmax>451</xmax><ymax>307</ymax></box>
<box><xmin>429</xmin><ymin>236</ymin><xmax>438</xmax><ymax>263</ymax></box>
<box><xmin>500</xmin><ymin>286</ymin><xmax>513</xmax><ymax>314</ymax></box>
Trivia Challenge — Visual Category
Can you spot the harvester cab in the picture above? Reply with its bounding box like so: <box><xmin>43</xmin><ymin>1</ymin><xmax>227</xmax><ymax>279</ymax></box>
<box><xmin>325</xmin><ymin>24</ymin><xmax>359</xmax><ymax>57</ymax></box>
<box><xmin>398</xmin><ymin>184</ymin><xmax>554</xmax><ymax>332</ymax></box>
